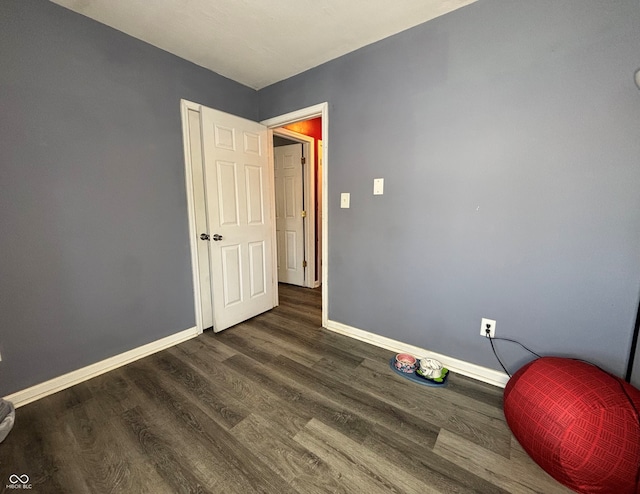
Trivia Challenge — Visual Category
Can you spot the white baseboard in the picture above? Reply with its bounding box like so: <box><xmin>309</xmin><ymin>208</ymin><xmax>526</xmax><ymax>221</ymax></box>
<box><xmin>4</xmin><ymin>326</ymin><xmax>200</xmax><ymax>408</ymax></box>
<box><xmin>325</xmin><ymin>320</ymin><xmax>509</xmax><ymax>388</ymax></box>
<box><xmin>5</xmin><ymin>320</ymin><xmax>507</xmax><ymax>408</ymax></box>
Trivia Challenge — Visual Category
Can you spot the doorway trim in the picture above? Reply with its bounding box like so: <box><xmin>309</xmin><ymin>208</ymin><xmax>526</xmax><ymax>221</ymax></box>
<box><xmin>262</xmin><ymin>103</ymin><xmax>329</xmax><ymax>327</ymax></box>
<box><xmin>181</xmin><ymin>98</ymin><xmax>207</xmax><ymax>334</ymax></box>
<box><xmin>272</xmin><ymin>128</ymin><xmax>316</xmax><ymax>289</ymax></box>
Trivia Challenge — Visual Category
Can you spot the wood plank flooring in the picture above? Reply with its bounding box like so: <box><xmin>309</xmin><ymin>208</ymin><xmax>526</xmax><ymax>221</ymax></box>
<box><xmin>0</xmin><ymin>284</ymin><xmax>572</xmax><ymax>493</ymax></box>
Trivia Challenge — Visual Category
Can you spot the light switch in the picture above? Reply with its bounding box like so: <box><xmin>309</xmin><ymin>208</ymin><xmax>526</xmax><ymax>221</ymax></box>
<box><xmin>340</xmin><ymin>193</ymin><xmax>350</xmax><ymax>208</ymax></box>
<box><xmin>373</xmin><ymin>178</ymin><xmax>384</xmax><ymax>195</ymax></box>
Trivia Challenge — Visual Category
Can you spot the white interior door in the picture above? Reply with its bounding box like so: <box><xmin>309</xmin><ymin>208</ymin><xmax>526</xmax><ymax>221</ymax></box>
<box><xmin>274</xmin><ymin>144</ymin><xmax>305</xmax><ymax>286</ymax></box>
<box><xmin>201</xmin><ymin>107</ymin><xmax>275</xmax><ymax>332</ymax></box>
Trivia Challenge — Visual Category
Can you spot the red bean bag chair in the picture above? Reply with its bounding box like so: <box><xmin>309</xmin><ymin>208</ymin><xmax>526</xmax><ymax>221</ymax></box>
<box><xmin>504</xmin><ymin>357</ymin><xmax>640</xmax><ymax>494</ymax></box>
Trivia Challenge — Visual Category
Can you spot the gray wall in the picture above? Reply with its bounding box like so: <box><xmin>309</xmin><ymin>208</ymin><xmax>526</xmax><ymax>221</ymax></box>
<box><xmin>0</xmin><ymin>0</ymin><xmax>257</xmax><ymax>395</ymax></box>
<box><xmin>1</xmin><ymin>0</ymin><xmax>638</xmax><ymax>396</ymax></box>
<box><xmin>259</xmin><ymin>0</ymin><xmax>640</xmax><ymax>378</ymax></box>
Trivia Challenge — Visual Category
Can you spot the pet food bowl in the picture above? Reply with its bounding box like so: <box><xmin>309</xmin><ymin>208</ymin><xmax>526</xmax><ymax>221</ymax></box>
<box><xmin>394</xmin><ymin>353</ymin><xmax>417</xmax><ymax>373</ymax></box>
<box><xmin>418</xmin><ymin>358</ymin><xmax>443</xmax><ymax>379</ymax></box>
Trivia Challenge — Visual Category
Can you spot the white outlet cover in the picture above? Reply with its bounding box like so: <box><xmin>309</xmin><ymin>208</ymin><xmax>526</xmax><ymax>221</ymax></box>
<box><xmin>481</xmin><ymin>318</ymin><xmax>496</xmax><ymax>338</ymax></box>
<box><xmin>340</xmin><ymin>192</ymin><xmax>350</xmax><ymax>208</ymax></box>
<box><xmin>373</xmin><ymin>178</ymin><xmax>384</xmax><ymax>195</ymax></box>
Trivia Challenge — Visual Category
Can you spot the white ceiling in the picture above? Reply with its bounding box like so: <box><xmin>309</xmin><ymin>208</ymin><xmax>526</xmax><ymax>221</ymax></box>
<box><xmin>51</xmin><ymin>0</ymin><xmax>477</xmax><ymax>90</ymax></box>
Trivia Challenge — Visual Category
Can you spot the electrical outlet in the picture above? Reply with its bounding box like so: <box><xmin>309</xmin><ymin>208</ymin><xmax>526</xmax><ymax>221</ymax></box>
<box><xmin>481</xmin><ymin>318</ymin><xmax>496</xmax><ymax>338</ymax></box>
<box><xmin>373</xmin><ymin>178</ymin><xmax>384</xmax><ymax>195</ymax></box>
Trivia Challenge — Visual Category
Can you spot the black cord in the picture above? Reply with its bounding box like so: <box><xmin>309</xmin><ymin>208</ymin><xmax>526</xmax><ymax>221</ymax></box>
<box><xmin>625</xmin><ymin>294</ymin><xmax>640</xmax><ymax>382</ymax></box>
<box><xmin>490</xmin><ymin>337</ymin><xmax>542</xmax><ymax>358</ymax></box>
<box><xmin>488</xmin><ymin>335</ymin><xmax>511</xmax><ymax>377</ymax></box>
<box><xmin>485</xmin><ymin>331</ymin><xmax>540</xmax><ymax>377</ymax></box>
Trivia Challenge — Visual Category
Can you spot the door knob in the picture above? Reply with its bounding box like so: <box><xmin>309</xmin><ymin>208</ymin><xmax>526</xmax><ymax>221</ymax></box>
<box><xmin>212</xmin><ymin>234</ymin><xmax>223</xmax><ymax>241</ymax></box>
<box><xmin>200</xmin><ymin>233</ymin><xmax>210</xmax><ymax>241</ymax></box>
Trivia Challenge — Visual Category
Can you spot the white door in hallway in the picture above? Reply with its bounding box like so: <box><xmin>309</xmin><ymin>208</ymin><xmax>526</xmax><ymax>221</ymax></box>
<box><xmin>200</xmin><ymin>106</ymin><xmax>275</xmax><ymax>332</ymax></box>
<box><xmin>274</xmin><ymin>144</ymin><xmax>305</xmax><ymax>286</ymax></box>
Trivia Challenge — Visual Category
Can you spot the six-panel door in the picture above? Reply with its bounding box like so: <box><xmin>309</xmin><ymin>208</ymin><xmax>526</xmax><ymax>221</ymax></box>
<box><xmin>274</xmin><ymin>143</ymin><xmax>305</xmax><ymax>286</ymax></box>
<box><xmin>200</xmin><ymin>107</ymin><xmax>274</xmax><ymax>332</ymax></box>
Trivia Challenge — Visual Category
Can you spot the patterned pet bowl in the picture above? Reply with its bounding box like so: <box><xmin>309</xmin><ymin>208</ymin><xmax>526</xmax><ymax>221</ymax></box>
<box><xmin>419</xmin><ymin>358</ymin><xmax>443</xmax><ymax>378</ymax></box>
<box><xmin>394</xmin><ymin>353</ymin><xmax>417</xmax><ymax>373</ymax></box>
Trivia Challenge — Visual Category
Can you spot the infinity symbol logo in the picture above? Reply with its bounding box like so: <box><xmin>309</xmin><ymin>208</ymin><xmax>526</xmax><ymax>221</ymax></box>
<box><xmin>9</xmin><ymin>474</ymin><xmax>29</xmax><ymax>484</ymax></box>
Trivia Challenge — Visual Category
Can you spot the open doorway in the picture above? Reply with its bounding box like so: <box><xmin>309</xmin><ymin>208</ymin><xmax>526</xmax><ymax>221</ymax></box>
<box><xmin>272</xmin><ymin>121</ymin><xmax>321</xmax><ymax>289</ymax></box>
<box><xmin>262</xmin><ymin>105</ymin><xmax>328</xmax><ymax>328</ymax></box>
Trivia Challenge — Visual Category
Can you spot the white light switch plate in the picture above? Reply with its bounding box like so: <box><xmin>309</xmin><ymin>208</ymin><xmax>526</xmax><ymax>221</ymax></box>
<box><xmin>373</xmin><ymin>178</ymin><xmax>384</xmax><ymax>195</ymax></box>
<box><xmin>340</xmin><ymin>192</ymin><xmax>350</xmax><ymax>208</ymax></box>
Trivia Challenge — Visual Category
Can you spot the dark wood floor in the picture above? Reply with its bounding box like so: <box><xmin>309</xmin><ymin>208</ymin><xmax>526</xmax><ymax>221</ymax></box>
<box><xmin>0</xmin><ymin>284</ymin><xmax>572</xmax><ymax>493</ymax></box>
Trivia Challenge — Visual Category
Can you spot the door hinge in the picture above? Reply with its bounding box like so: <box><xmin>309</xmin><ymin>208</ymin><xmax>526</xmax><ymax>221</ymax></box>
<box><xmin>301</xmin><ymin>210</ymin><xmax>307</xmax><ymax>218</ymax></box>
<box><xmin>302</xmin><ymin>260</ymin><xmax>308</xmax><ymax>268</ymax></box>
<box><xmin>301</xmin><ymin>156</ymin><xmax>306</xmax><ymax>165</ymax></box>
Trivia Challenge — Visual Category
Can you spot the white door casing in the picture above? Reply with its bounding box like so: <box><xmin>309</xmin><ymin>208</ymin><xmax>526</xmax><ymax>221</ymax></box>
<box><xmin>185</xmin><ymin>108</ymin><xmax>213</xmax><ymax>329</ymax></box>
<box><xmin>200</xmin><ymin>106</ymin><xmax>275</xmax><ymax>332</ymax></box>
<box><xmin>273</xmin><ymin>128</ymin><xmax>316</xmax><ymax>288</ymax></box>
<box><xmin>261</xmin><ymin>103</ymin><xmax>329</xmax><ymax>327</ymax></box>
<box><xmin>274</xmin><ymin>144</ymin><xmax>305</xmax><ymax>286</ymax></box>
